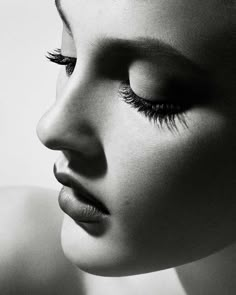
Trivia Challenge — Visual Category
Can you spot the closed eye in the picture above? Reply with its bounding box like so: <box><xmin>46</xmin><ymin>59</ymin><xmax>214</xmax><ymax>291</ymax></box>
<box><xmin>118</xmin><ymin>81</ymin><xmax>189</xmax><ymax>132</ymax></box>
<box><xmin>46</xmin><ymin>49</ymin><xmax>77</xmax><ymax>76</ymax></box>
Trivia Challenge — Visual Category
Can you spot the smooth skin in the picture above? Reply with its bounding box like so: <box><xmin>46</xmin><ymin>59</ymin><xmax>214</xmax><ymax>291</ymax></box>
<box><xmin>1</xmin><ymin>1</ymin><xmax>235</xmax><ymax>295</ymax></box>
<box><xmin>37</xmin><ymin>0</ymin><xmax>236</xmax><ymax>276</ymax></box>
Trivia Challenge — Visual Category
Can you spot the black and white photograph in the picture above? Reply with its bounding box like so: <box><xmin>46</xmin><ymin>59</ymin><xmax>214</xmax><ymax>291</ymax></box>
<box><xmin>1</xmin><ymin>0</ymin><xmax>235</xmax><ymax>294</ymax></box>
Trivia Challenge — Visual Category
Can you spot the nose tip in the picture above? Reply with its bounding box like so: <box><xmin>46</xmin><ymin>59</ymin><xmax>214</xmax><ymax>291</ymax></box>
<box><xmin>36</xmin><ymin>102</ymin><xmax>83</xmax><ymax>150</ymax></box>
<box><xmin>37</xmin><ymin>105</ymin><xmax>108</xmax><ymax>178</ymax></box>
<box><xmin>37</xmin><ymin>106</ymin><xmax>100</xmax><ymax>154</ymax></box>
<box><xmin>36</xmin><ymin>108</ymin><xmax>62</xmax><ymax>150</ymax></box>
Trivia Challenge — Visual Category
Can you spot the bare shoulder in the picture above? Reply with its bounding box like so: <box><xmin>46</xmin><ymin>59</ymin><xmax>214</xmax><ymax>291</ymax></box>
<box><xmin>0</xmin><ymin>186</ymin><xmax>85</xmax><ymax>295</ymax></box>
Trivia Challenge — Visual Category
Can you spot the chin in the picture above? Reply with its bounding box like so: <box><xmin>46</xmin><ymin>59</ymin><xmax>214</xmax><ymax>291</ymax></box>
<box><xmin>60</xmin><ymin>216</ymin><xmax>178</xmax><ymax>277</ymax></box>
<box><xmin>60</xmin><ymin>215</ymin><xmax>156</xmax><ymax>277</ymax></box>
<box><xmin>60</xmin><ymin>215</ymin><xmax>121</xmax><ymax>276</ymax></box>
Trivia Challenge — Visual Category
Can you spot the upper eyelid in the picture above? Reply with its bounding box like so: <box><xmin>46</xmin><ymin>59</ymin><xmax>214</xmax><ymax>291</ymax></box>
<box><xmin>61</xmin><ymin>51</ymin><xmax>77</xmax><ymax>59</ymax></box>
<box><xmin>61</xmin><ymin>52</ymin><xmax>76</xmax><ymax>59</ymax></box>
<box><xmin>61</xmin><ymin>25</ymin><xmax>77</xmax><ymax>57</ymax></box>
<box><xmin>46</xmin><ymin>49</ymin><xmax>76</xmax><ymax>64</ymax></box>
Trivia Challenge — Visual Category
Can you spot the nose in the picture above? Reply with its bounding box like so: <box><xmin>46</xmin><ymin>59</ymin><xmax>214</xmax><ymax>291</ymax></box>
<box><xmin>36</xmin><ymin>75</ymin><xmax>107</xmax><ymax>177</ymax></box>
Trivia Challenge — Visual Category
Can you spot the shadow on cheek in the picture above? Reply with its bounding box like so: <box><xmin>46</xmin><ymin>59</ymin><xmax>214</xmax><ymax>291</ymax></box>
<box><xmin>68</xmin><ymin>151</ymin><xmax>107</xmax><ymax>179</ymax></box>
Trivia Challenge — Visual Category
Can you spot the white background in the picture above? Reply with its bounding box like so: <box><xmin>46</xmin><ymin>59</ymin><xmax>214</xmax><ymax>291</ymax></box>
<box><xmin>0</xmin><ymin>1</ymin><xmax>62</xmax><ymax>190</ymax></box>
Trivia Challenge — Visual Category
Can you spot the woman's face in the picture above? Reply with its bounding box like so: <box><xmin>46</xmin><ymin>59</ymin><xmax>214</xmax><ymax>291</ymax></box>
<box><xmin>37</xmin><ymin>0</ymin><xmax>236</xmax><ymax>276</ymax></box>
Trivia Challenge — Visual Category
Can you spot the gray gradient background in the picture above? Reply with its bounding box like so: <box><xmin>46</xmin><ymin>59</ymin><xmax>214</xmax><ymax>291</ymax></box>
<box><xmin>1</xmin><ymin>1</ymin><xmax>63</xmax><ymax>189</ymax></box>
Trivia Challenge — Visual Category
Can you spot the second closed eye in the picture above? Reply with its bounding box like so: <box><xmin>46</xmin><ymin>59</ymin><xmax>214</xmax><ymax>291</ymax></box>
<box><xmin>46</xmin><ymin>48</ymin><xmax>193</xmax><ymax>131</ymax></box>
<box><xmin>46</xmin><ymin>49</ymin><xmax>77</xmax><ymax>76</ymax></box>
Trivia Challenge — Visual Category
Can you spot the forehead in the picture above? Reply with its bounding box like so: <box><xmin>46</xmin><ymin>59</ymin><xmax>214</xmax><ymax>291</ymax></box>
<box><xmin>61</xmin><ymin>0</ymin><xmax>235</xmax><ymax>69</ymax></box>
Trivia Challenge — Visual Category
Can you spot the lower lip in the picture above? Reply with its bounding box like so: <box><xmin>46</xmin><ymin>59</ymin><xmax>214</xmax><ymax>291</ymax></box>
<box><xmin>58</xmin><ymin>186</ymin><xmax>107</xmax><ymax>224</ymax></box>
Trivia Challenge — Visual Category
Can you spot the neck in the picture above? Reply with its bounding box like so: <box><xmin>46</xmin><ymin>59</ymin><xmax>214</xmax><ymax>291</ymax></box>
<box><xmin>176</xmin><ymin>242</ymin><xmax>236</xmax><ymax>295</ymax></box>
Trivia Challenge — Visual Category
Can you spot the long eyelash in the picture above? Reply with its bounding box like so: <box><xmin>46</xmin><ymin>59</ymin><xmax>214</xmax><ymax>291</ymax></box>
<box><xmin>46</xmin><ymin>51</ymin><xmax>188</xmax><ymax>131</ymax></box>
<box><xmin>118</xmin><ymin>81</ymin><xmax>189</xmax><ymax>132</ymax></box>
<box><xmin>46</xmin><ymin>48</ymin><xmax>76</xmax><ymax>76</ymax></box>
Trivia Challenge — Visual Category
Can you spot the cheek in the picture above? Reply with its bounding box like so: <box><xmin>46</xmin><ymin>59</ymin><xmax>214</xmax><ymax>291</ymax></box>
<box><xmin>104</xmin><ymin>105</ymin><xmax>236</xmax><ymax>255</ymax></box>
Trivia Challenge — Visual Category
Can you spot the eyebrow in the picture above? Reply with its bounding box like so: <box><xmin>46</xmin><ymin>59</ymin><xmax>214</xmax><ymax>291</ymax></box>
<box><xmin>54</xmin><ymin>1</ymin><xmax>205</xmax><ymax>76</ymax></box>
<box><xmin>55</xmin><ymin>0</ymin><xmax>73</xmax><ymax>36</ymax></box>
<box><xmin>97</xmin><ymin>38</ymin><xmax>206</xmax><ymax>76</ymax></box>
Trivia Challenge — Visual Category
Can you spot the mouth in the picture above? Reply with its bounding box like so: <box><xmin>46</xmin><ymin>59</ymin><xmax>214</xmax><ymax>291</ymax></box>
<box><xmin>54</xmin><ymin>165</ymin><xmax>109</xmax><ymax>223</ymax></box>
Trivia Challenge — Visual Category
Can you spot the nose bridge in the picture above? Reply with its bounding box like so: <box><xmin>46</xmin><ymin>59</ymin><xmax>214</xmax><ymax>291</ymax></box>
<box><xmin>37</xmin><ymin>67</ymin><xmax>104</xmax><ymax>154</ymax></box>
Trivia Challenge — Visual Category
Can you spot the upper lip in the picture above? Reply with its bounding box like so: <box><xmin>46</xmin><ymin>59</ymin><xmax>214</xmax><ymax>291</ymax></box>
<box><xmin>53</xmin><ymin>165</ymin><xmax>109</xmax><ymax>215</ymax></box>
